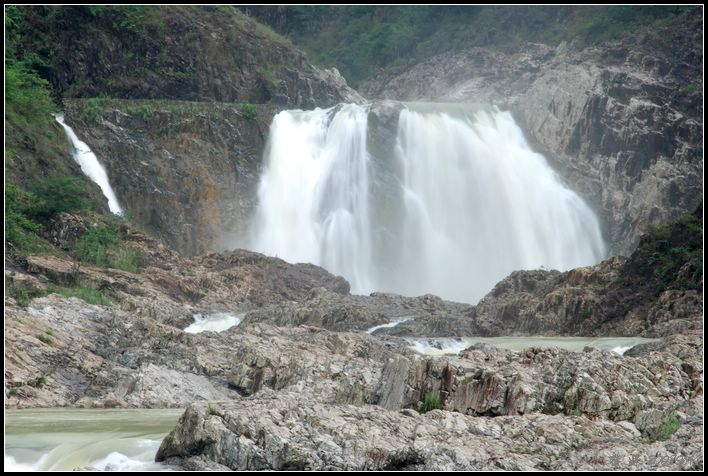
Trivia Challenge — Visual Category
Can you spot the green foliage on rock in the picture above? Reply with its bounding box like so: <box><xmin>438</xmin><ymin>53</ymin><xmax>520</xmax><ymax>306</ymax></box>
<box><xmin>28</xmin><ymin>176</ymin><xmax>97</xmax><ymax>220</ymax></box>
<box><xmin>620</xmin><ymin>206</ymin><xmax>703</xmax><ymax>293</ymax></box>
<box><xmin>72</xmin><ymin>223</ymin><xmax>145</xmax><ymax>272</ymax></box>
<box><xmin>239</xmin><ymin>103</ymin><xmax>259</xmax><ymax>120</ymax></box>
<box><xmin>241</xmin><ymin>5</ymin><xmax>692</xmax><ymax>86</ymax></box>
<box><xmin>81</xmin><ymin>98</ymin><xmax>106</xmax><ymax>124</ymax></box>
<box><xmin>419</xmin><ymin>393</ymin><xmax>443</xmax><ymax>413</ymax></box>
<box><xmin>8</xmin><ymin>285</ymin><xmax>46</xmax><ymax>308</ymax></box>
<box><xmin>47</xmin><ymin>283</ymin><xmax>114</xmax><ymax>306</ymax></box>
<box><xmin>657</xmin><ymin>413</ymin><xmax>681</xmax><ymax>441</ymax></box>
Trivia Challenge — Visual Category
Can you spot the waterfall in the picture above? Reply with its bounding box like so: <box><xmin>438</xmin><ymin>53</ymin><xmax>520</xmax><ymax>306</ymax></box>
<box><xmin>54</xmin><ymin>114</ymin><xmax>124</xmax><ymax>215</ymax></box>
<box><xmin>249</xmin><ymin>103</ymin><xmax>606</xmax><ymax>303</ymax></box>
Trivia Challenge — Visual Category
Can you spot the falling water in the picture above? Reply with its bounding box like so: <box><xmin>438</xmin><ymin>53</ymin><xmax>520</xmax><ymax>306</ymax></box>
<box><xmin>250</xmin><ymin>103</ymin><xmax>606</xmax><ymax>303</ymax></box>
<box><xmin>55</xmin><ymin>114</ymin><xmax>124</xmax><ymax>215</ymax></box>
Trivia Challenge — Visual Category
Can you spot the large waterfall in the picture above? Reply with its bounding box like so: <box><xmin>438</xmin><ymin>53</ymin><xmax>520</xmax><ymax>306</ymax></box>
<box><xmin>249</xmin><ymin>103</ymin><xmax>606</xmax><ymax>303</ymax></box>
<box><xmin>55</xmin><ymin>114</ymin><xmax>124</xmax><ymax>216</ymax></box>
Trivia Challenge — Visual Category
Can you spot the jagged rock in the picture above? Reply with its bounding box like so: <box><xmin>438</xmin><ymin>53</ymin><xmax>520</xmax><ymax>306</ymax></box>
<box><xmin>45</xmin><ymin>213</ymin><xmax>88</xmax><ymax>249</ymax></box>
<box><xmin>155</xmin><ymin>396</ymin><xmax>703</xmax><ymax>471</ymax></box>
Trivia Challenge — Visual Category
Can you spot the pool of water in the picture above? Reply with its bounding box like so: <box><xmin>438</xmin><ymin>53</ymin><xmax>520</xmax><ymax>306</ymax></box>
<box><xmin>403</xmin><ymin>336</ymin><xmax>660</xmax><ymax>356</ymax></box>
<box><xmin>4</xmin><ymin>408</ymin><xmax>183</xmax><ymax>471</ymax></box>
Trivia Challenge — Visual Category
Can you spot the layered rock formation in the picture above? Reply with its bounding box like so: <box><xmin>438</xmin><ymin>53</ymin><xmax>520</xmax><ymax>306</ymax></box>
<box><xmin>155</xmin><ymin>395</ymin><xmax>702</xmax><ymax>471</ymax></box>
<box><xmin>362</xmin><ymin>7</ymin><xmax>703</xmax><ymax>256</ymax></box>
<box><xmin>61</xmin><ymin>100</ymin><xmax>267</xmax><ymax>256</ymax></box>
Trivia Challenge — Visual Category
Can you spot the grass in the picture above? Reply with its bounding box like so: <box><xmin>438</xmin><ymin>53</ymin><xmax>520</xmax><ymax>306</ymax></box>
<box><xmin>8</xmin><ymin>285</ymin><xmax>45</xmax><ymax>308</ymax></box>
<box><xmin>47</xmin><ymin>284</ymin><xmax>113</xmax><ymax>306</ymax></box>
<box><xmin>72</xmin><ymin>223</ymin><xmax>146</xmax><ymax>272</ymax></box>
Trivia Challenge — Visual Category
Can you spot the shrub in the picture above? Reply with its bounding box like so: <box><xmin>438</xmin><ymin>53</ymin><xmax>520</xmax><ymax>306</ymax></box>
<box><xmin>239</xmin><ymin>103</ymin><xmax>258</xmax><ymax>120</ymax></box>
<box><xmin>419</xmin><ymin>393</ymin><xmax>443</xmax><ymax>413</ymax></box>
<box><xmin>658</xmin><ymin>414</ymin><xmax>681</xmax><ymax>440</ymax></box>
<box><xmin>82</xmin><ymin>98</ymin><xmax>106</xmax><ymax>124</ymax></box>
<box><xmin>37</xmin><ymin>334</ymin><xmax>52</xmax><ymax>345</ymax></box>
<box><xmin>136</xmin><ymin>103</ymin><xmax>154</xmax><ymax>121</ymax></box>
<box><xmin>5</xmin><ymin>184</ymin><xmax>49</xmax><ymax>256</ymax></box>
<box><xmin>28</xmin><ymin>376</ymin><xmax>48</xmax><ymax>388</ymax></box>
<box><xmin>72</xmin><ymin>225</ymin><xmax>120</xmax><ymax>267</ymax></box>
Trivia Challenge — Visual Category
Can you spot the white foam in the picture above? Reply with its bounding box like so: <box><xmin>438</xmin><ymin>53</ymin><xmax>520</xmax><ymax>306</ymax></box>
<box><xmin>4</xmin><ymin>455</ymin><xmax>37</xmax><ymax>471</ymax></box>
<box><xmin>93</xmin><ymin>451</ymin><xmax>147</xmax><ymax>471</ymax></box>
<box><xmin>249</xmin><ymin>104</ymin><xmax>606</xmax><ymax>304</ymax></box>
<box><xmin>184</xmin><ymin>312</ymin><xmax>242</xmax><ymax>334</ymax></box>
<box><xmin>366</xmin><ymin>317</ymin><xmax>413</xmax><ymax>334</ymax></box>
<box><xmin>405</xmin><ymin>336</ymin><xmax>660</xmax><ymax>356</ymax></box>
<box><xmin>611</xmin><ymin>345</ymin><xmax>634</xmax><ymax>355</ymax></box>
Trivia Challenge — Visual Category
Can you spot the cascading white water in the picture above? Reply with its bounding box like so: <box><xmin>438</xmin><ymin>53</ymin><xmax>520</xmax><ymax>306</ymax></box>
<box><xmin>250</xmin><ymin>103</ymin><xmax>607</xmax><ymax>303</ymax></box>
<box><xmin>251</xmin><ymin>104</ymin><xmax>374</xmax><ymax>292</ymax></box>
<box><xmin>54</xmin><ymin>114</ymin><xmax>124</xmax><ymax>215</ymax></box>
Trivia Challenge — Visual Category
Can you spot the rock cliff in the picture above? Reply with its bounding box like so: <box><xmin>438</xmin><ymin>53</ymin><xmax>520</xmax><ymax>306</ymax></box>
<box><xmin>362</xmin><ymin>7</ymin><xmax>703</xmax><ymax>256</ymax></box>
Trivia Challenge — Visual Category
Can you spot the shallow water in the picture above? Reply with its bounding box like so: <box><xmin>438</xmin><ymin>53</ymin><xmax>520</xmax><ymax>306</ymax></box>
<box><xmin>4</xmin><ymin>408</ymin><xmax>183</xmax><ymax>471</ymax></box>
<box><xmin>404</xmin><ymin>336</ymin><xmax>661</xmax><ymax>356</ymax></box>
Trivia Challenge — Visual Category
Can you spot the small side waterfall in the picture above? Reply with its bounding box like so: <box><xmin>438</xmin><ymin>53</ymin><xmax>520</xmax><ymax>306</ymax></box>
<box><xmin>55</xmin><ymin>114</ymin><xmax>124</xmax><ymax>215</ymax></box>
<box><xmin>249</xmin><ymin>103</ymin><xmax>607</xmax><ymax>303</ymax></box>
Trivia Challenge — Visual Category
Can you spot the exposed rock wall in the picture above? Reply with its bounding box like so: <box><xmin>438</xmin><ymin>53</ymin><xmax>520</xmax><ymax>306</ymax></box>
<box><xmin>155</xmin><ymin>395</ymin><xmax>702</xmax><ymax>471</ymax></box>
<box><xmin>362</xmin><ymin>7</ymin><xmax>703</xmax><ymax>256</ymax></box>
<box><xmin>63</xmin><ymin>99</ymin><xmax>267</xmax><ymax>256</ymax></box>
<box><xmin>17</xmin><ymin>5</ymin><xmax>362</xmax><ymax>256</ymax></box>
<box><xmin>17</xmin><ymin>5</ymin><xmax>361</xmax><ymax>108</ymax></box>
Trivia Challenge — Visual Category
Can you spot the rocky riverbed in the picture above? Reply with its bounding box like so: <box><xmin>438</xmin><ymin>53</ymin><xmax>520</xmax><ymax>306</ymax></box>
<box><xmin>4</xmin><ymin>211</ymin><xmax>703</xmax><ymax>470</ymax></box>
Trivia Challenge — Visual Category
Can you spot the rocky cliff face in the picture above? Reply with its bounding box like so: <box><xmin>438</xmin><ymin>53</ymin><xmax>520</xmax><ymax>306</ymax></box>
<box><xmin>470</xmin><ymin>205</ymin><xmax>702</xmax><ymax>338</ymax></box>
<box><xmin>17</xmin><ymin>6</ymin><xmax>360</xmax><ymax>108</ymax></box>
<box><xmin>63</xmin><ymin>99</ymin><xmax>267</xmax><ymax>256</ymax></box>
<box><xmin>362</xmin><ymin>7</ymin><xmax>703</xmax><ymax>256</ymax></box>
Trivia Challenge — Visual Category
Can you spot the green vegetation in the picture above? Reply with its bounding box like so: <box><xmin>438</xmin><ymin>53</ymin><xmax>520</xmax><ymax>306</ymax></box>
<box><xmin>8</xmin><ymin>286</ymin><xmax>45</xmax><ymax>308</ymax></box>
<box><xmin>626</xmin><ymin>209</ymin><xmax>703</xmax><ymax>292</ymax></box>
<box><xmin>207</xmin><ymin>403</ymin><xmax>224</xmax><ymax>418</ymax></box>
<box><xmin>239</xmin><ymin>103</ymin><xmax>259</xmax><ymax>120</ymax></box>
<box><xmin>5</xmin><ymin>185</ymin><xmax>51</xmax><ymax>257</ymax></box>
<box><xmin>241</xmin><ymin>5</ymin><xmax>692</xmax><ymax>86</ymax></box>
<box><xmin>37</xmin><ymin>334</ymin><xmax>53</xmax><ymax>345</ymax></box>
<box><xmin>419</xmin><ymin>393</ymin><xmax>443</xmax><ymax>413</ymax></box>
<box><xmin>46</xmin><ymin>284</ymin><xmax>114</xmax><ymax>306</ymax></box>
<box><xmin>30</xmin><ymin>376</ymin><xmax>48</xmax><ymax>388</ymax></box>
<box><xmin>8</xmin><ymin>281</ymin><xmax>114</xmax><ymax>308</ymax></box>
<box><xmin>5</xmin><ymin>176</ymin><xmax>100</xmax><ymax>258</ymax></box>
<box><xmin>12</xmin><ymin>376</ymin><xmax>49</xmax><ymax>389</ymax></box>
<box><xmin>657</xmin><ymin>413</ymin><xmax>681</xmax><ymax>441</ymax></box>
<box><xmin>73</xmin><ymin>223</ymin><xmax>145</xmax><ymax>272</ymax></box>
<box><xmin>28</xmin><ymin>176</ymin><xmax>97</xmax><ymax>220</ymax></box>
